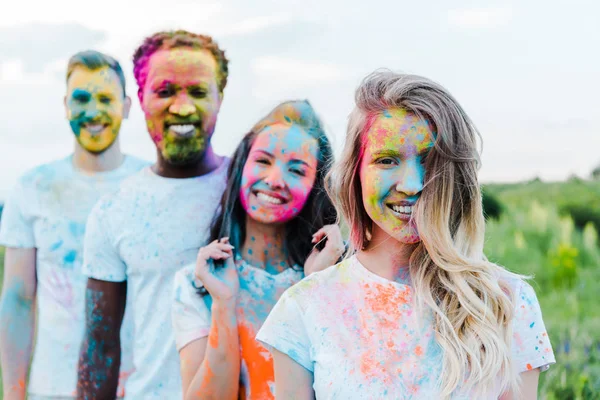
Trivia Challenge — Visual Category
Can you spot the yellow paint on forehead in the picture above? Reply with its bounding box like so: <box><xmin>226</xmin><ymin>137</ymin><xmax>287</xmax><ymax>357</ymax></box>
<box><xmin>366</xmin><ymin>108</ymin><xmax>435</xmax><ymax>154</ymax></box>
<box><xmin>67</xmin><ymin>66</ymin><xmax>123</xmax><ymax>97</ymax></box>
<box><xmin>146</xmin><ymin>48</ymin><xmax>218</xmax><ymax>84</ymax></box>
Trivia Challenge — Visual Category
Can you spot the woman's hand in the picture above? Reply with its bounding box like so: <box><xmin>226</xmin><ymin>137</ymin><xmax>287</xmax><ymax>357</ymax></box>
<box><xmin>304</xmin><ymin>224</ymin><xmax>345</xmax><ymax>276</ymax></box>
<box><xmin>194</xmin><ymin>237</ymin><xmax>239</xmax><ymax>304</ymax></box>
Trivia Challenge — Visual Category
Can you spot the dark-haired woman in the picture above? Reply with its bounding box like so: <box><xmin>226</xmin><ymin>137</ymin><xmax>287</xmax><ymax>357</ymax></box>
<box><xmin>171</xmin><ymin>100</ymin><xmax>344</xmax><ymax>400</ymax></box>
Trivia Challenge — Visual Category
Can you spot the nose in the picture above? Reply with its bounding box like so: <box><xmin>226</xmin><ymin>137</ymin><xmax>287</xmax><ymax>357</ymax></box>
<box><xmin>264</xmin><ymin>166</ymin><xmax>285</xmax><ymax>189</ymax></box>
<box><xmin>394</xmin><ymin>159</ymin><xmax>424</xmax><ymax>196</ymax></box>
<box><xmin>169</xmin><ymin>93</ymin><xmax>195</xmax><ymax>117</ymax></box>
<box><xmin>84</xmin><ymin>107</ymin><xmax>100</xmax><ymax>120</ymax></box>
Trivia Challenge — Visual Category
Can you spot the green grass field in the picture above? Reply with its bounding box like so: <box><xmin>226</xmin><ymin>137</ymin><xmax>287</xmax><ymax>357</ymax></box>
<box><xmin>0</xmin><ymin>179</ymin><xmax>599</xmax><ymax>399</ymax></box>
<box><xmin>483</xmin><ymin>179</ymin><xmax>600</xmax><ymax>399</ymax></box>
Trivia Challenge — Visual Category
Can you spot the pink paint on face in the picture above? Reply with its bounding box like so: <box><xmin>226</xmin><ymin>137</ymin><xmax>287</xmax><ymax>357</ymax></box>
<box><xmin>359</xmin><ymin>108</ymin><xmax>435</xmax><ymax>244</ymax></box>
<box><xmin>240</xmin><ymin>124</ymin><xmax>319</xmax><ymax>224</ymax></box>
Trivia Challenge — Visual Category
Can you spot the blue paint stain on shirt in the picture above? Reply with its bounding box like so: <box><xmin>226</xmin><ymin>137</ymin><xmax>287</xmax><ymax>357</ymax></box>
<box><xmin>64</xmin><ymin>250</ymin><xmax>77</xmax><ymax>265</ymax></box>
<box><xmin>69</xmin><ymin>221</ymin><xmax>85</xmax><ymax>237</ymax></box>
<box><xmin>530</xmin><ymin>322</ymin><xmax>535</xmax><ymax>328</ymax></box>
<box><xmin>50</xmin><ymin>240</ymin><xmax>64</xmax><ymax>251</ymax></box>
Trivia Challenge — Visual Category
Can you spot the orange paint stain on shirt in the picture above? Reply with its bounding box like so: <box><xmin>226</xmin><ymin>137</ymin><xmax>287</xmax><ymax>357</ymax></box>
<box><xmin>238</xmin><ymin>323</ymin><xmax>275</xmax><ymax>399</ymax></box>
<box><xmin>526</xmin><ymin>363</ymin><xmax>533</xmax><ymax>370</ymax></box>
<box><xmin>362</xmin><ymin>283</ymin><xmax>411</xmax><ymax>330</ymax></box>
<box><xmin>415</xmin><ymin>346</ymin><xmax>423</xmax><ymax>357</ymax></box>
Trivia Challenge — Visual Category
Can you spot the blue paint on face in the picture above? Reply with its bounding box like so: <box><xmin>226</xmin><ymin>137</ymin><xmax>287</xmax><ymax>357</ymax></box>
<box><xmin>67</xmin><ymin>89</ymin><xmax>106</xmax><ymax>137</ymax></box>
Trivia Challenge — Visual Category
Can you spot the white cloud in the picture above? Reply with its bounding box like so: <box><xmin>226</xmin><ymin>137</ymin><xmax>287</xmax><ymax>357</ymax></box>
<box><xmin>213</xmin><ymin>13</ymin><xmax>294</xmax><ymax>37</ymax></box>
<box><xmin>252</xmin><ymin>56</ymin><xmax>351</xmax><ymax>84</ymax></box>
<box><xmin>0</xmin><ymin>59</ymin><xmax>62</xmax><ymax>85</ymax></box>
<box><xmin>447</xmin><ymin>7</ymin><xmax>513</xmax><ymax>28</ymax></box>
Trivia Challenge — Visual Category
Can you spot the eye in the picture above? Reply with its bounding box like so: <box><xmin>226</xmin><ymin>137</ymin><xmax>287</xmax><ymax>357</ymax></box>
<box><xmin>189</xmin><ymin>88</ymin><xmax>207</xmax><ymax>98</ymax></box>
<box><xmin>156</xmin><ymin>87</ymin><xmax>174</xmax><ymax>98</ymax></box>
<box><xmin>256</xmin><ymin>158</ymin><xmax>271</xmax><ymax>165</ymax></box>
<box><xmin>73</xmin><ymin>94</ymin><xmax>90</xmax><ymax>103</ymax></box>
<box><xmin>290</xmin><ymin>168</ymin><xmax>306</xmax><ymax>177</ymax></box>
<box><xmin>99</xmin><ymin>96</ymin><xmax>111</xmax><ymax>104</ymax></box>
<box><xmin>375</xmin><ymin>157</ymin><xmax>397</xmax><ymax>166</ymax></box>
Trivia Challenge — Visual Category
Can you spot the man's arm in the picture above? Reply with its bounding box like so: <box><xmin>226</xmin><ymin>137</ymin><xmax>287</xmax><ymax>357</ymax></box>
<box><xmin>0</xmin><ymin>247</ymin><xmax>37</xmax><ymax>400</ymax></box>
<box><xmin>77</xmin><ymin>278</ymin><xmax>126</xmax><ymax>400</ymax></box>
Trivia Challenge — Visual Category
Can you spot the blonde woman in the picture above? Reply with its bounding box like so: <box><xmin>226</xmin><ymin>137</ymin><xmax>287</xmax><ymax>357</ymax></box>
<box><xmin>257</xmin><ymin>71</ymin><xmax>555</xmax><ymax>399</ymax></box>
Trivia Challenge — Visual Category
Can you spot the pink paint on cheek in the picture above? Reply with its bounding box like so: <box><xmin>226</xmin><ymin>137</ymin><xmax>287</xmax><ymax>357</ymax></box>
<box><xmin>273</xmin><ymin>183</ymin><xmax>311</xmax><ymax>222</ymax></box>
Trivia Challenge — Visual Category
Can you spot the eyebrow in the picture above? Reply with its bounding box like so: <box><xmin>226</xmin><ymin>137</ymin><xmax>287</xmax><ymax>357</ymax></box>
<box><xmin>71</xmin><ymin>89</ymin><xmax>91</xmax><ymax>97</ymax></box>
<box><xmin>371</xmin><ymin>145</ymin><xmax>433</xmax><ymax>159</ymax></box>
<box><xmin>371</xmin><ymin>149</ymin><xmax>401</xmax><ymax>158</ymax></box>
<box><xmin>152</xmin><ymin>81</ymin><xmax>176</xmax><ymax>89</ymax></box>
<box><xmin>253</xmin><ymin>149</ymin><xmax>311</xmax><ymax>167</ymax></box>
<box><xmin>151</xmin><ymin>80</ymin><xmax>209</xmax><ymax>89</ymax></box>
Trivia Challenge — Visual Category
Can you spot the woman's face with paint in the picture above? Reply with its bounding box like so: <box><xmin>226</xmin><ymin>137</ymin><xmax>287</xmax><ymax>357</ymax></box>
<box><xmin>359</xmin><ymin>108</ymin><xmax>435</xmax><ymax>244</ymax></box>
<box><xmin>65</xmin><ymin>66</ymin><xmax>129</xmax><ymax>154</ymax></box>
<box><xmin>140</xmin><ymin>48</ymin><xmax>222</xmax><ymax>166</ymax></box>
<box><xmin>240</xmin><ymin>124</ymin><xmax>319</xmax><ymax>225</ymax></box>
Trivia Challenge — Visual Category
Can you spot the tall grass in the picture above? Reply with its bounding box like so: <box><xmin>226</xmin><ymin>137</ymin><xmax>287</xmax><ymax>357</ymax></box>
<box><xmin>485</xmin><ymin>191</ymin><xmax>600</xmax><ymax>399</ymax></box>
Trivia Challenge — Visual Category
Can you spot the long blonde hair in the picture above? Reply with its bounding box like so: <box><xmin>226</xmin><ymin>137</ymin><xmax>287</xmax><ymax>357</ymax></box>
<box><xmin>327</xmin><ymin>70</ymin><xmax>522</xmax><ymax>397</ymax></box>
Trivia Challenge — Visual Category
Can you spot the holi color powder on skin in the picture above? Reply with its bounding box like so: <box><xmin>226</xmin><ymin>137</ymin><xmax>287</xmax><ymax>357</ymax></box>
<box><xmin>173</xmin><ymin>259</ymin><xmax>303</xmax><ymax>399</ymax></box>
<box><xmin>239</xmin><ymin>124</ymin><xmax>318</xmax><ymax>224</ymax></box>
<box><xmin>66</xmin><ymin>66</ymin><xmax>127</xmax><ymax>153</ymax></box>
<box><xmin>139</xmin><ymin>48</ymin><xmax>221</xmax><ymax>165</ymax></box>
<box><xmin>359</xmin><ymin>108</ymin><xmax>435</xmax><ymax>244</ymax></box>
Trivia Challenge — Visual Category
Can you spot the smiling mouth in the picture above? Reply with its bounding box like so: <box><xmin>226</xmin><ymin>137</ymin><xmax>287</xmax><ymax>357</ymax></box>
<box><xmin>386</xmin><ymin>203</ymin><xmax>414</xmax><ymax>220</ymax></box>
<box><xmin>253</xmin><ymin>190</ymin><xmax>289</xmax><ymax>206</ymax></box>
<box><xmin>166</xmin><ymin>123</ymin><xmax>201</xmax><ymax>138</ymax></box>
<box><xmin>82</xmin><ymin>123</ymin><xmax>109</xmax><ymax>135</ymax></box>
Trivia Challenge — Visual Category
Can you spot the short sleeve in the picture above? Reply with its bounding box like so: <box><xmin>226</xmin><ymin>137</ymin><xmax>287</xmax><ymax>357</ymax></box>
<box><xmin>82</xmin><ymin>198</ymin><xmax>127</xmax><ymax>282</ymax></box>
<box><xmin>511</xmin><ymin>280</ymin><xmax>556</xmax><ymax>373</ymax></box>
<box><xmin>256</xmin><ymin>290</ymin><xmax>313</xmax><ymax>372</ymax></box>
<box><xmin>0</xmin><ymin>180</ymin><xmax>35</xmax><ymax>248</ymax></box>
<box><xmin>171</xmin><ymin>266</ymin><xmax>212</xmax><ymax>351</ymax></box>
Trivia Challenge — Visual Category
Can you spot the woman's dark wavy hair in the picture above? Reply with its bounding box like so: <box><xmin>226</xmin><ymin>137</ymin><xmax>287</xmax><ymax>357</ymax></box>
<box><xmin>197</xmin><ymin>100</ymin><xmax>337</xmax><ymax>295</ymax></box>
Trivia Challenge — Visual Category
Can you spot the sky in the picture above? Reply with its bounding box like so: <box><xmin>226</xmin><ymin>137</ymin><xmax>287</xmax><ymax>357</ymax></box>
<box><xmin>0</xmin><ymin>0</ymin><xmax>598</xmax><ymax>199</ymax></box>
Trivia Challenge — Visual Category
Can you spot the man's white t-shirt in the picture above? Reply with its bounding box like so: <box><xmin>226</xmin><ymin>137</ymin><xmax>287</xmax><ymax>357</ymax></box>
<box><xmin>0</xmin><ymin>155</ymin><xmax>148</xmax><ymax>397</ymax></box>
<box><xmin>172</xmin><ymin>258</ymin><xmax>304</xmax><ymax>399</ymax></box>
<box><xmin>257</xmin><ymin>255</ymin><xmax>556</xmax><ymax>399</ymax></box>
<box><xmin>82</xmin><ymin>160</ymin><xmax>228</xmax><ymax>399</ymax></box>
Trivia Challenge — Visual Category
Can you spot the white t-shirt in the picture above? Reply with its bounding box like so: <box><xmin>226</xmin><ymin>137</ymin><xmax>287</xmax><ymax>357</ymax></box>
<box><xmin>172</xmin><ymin>258</ymin><xmax>304</xmax><ymax>399</ymax></box>
<box><xmin>0</xmin><ymin>155</ymin><xmax>148</xmax><ymax>397</ymax></box>
<box><xmin>82</xmin><ymin>160</ymin><xmax>228</xmax><ymax>400</ymax></box>
<box><xmin>257</xmin><ymin>255</ymin><xmax>556</xmax><ymax>399</ymax></box>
